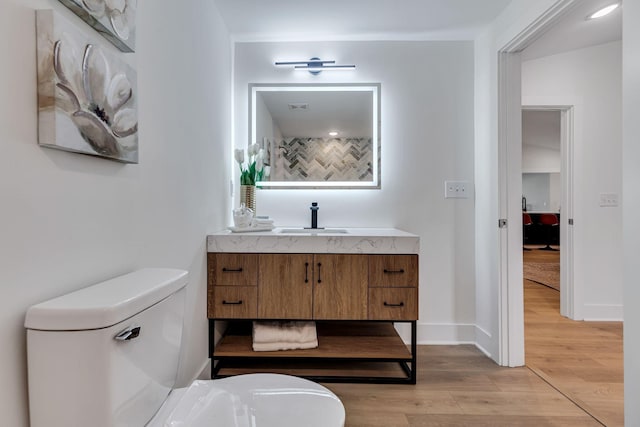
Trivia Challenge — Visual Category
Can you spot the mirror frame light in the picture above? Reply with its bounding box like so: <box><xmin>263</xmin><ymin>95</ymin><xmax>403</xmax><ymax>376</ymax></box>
<box><xmin>249</xmin><ymin>83</ymin><xmax>381</xmax><ymax>189</ymax></box>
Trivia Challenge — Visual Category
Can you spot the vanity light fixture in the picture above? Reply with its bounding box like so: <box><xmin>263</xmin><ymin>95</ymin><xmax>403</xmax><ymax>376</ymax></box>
<box><xmin>275</xmin><ymin>57</ymin><xmax>356</xmax><ymax>75</ymax></box>
<box><xmin>587</xmin><ymin>3</ymin><xmax>619</xmax><ymax>19</ymax></box>
<box><xmin>328</xmin><ymin>131</ymin><xmax>339</xmax><ymax>137</ymax></box>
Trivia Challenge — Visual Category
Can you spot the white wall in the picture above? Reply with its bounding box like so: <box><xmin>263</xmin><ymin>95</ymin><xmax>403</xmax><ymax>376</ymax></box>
<box><xmin>522</xmin><ymin>41</ymin><xmax>623</xmax><ymax>320</ymax></box>
<box><xmin>522</xmin><ymin>110</ymin><xmax>561</xmax><ymax>173</ymax></box>
<box><xmin>0</xmin><ymin>1</ymin><xmax>231</xmax><ymax>425</ymax></box>
<box><xmin>234</xmin><ymin>41</ymin><xmax>476</xmax><ymax>344</ymax></box>
<box><xmin>623</xmin><ymin>1</ymin><xmax>640</xmax><ymax>424</ymax></box>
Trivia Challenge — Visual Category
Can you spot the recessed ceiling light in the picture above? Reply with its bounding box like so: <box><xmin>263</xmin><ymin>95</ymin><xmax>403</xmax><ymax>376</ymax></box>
<box><xmin>587</xmin><ymin>3</ymin><xmax>619</xmax><ymax>20</ymax></box>
<box><xmin>328</xmin><ymin>131</ymin><xmax>339</xmax><ymax>137</ymax></box>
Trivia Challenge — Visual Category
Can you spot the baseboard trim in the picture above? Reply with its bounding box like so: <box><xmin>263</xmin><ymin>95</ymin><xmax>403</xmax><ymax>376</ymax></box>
<box><xmin>474</xmin><ymin>325</ymin><xmax>495</xmax><ymax>360</ymax></box>
<box><xmin>583</xmin><ymin>304</ymin><xmax>623</xmax><ymax>321</ymax></box>
<box><xmin>195</xmin><ymin>358</ymin><xmax>211</xmax><ymax>381</ymax></box>
<box><xmin>415</xmin><ymin>322</ymin><xmax>476</xmax><ymax>344</ymax></box>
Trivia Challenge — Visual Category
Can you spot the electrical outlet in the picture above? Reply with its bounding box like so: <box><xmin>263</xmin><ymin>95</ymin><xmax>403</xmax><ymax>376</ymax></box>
<box><xmin>445</xmin><ymin>180</ymin><xmax>471</xmax><ymax>199</ymax></box>
<box><xmin>599</xmin><ymin>193</ymin><xmax>619</xmax><ymax>207</ymax></box>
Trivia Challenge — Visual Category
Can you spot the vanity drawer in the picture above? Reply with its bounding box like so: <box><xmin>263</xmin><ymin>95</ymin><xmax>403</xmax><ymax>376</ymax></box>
<box><xmin>212</xmin><ymin>286</ymin><xmax>257</xmax><ymax>318</ymax></box>
<box><xmin>368</xmin><ymin>288</ymin><xmax>417</xmax><ymax>320</ymax></box>
<box><xmin>209</xmin><ymin>253</ymin><xmax>258</xmax><ymax>287</ymax></box>
<box><xmin>369</xmin><ymin>255</ymin><xmax>418</xmax><ymax>288</ymax></box>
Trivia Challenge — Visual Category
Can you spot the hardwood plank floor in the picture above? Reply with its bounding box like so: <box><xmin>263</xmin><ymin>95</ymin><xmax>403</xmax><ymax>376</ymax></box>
<box><xmin>319</xmin><ymin>249</ymin><xmax>623</xmax><ymax>426</ymax></box>
<box><xmin>325</xmin><ymin>345</ymin><xmax>601</xmax><ymax>426</ymax></box>
<box><xmin>523</xmin><ymin>248</ymin><xmax>624</xmax><ymax>427</ymax></box>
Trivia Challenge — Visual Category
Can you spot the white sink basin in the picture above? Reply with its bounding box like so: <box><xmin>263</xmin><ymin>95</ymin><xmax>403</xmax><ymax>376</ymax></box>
<box><xmin>278</xmin><ymin>228</ymin><xmax>349</xmax><ymax>234</ymax></box>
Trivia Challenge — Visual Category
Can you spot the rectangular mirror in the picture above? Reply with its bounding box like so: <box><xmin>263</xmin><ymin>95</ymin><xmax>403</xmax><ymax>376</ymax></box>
<box><xmin>250</xmin><ymin>83</ymin><xmax>381</xmax><ymax>189</ymax></box>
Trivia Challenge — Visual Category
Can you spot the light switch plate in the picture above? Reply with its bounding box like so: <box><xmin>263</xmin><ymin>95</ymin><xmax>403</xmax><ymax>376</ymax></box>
<box><xmin>599</xmin><ymin>193</ymin><xmax>619</xmax><ymax>207</ymax></box>
<box><xmin>445</xmin><ymin>180</ymin><xmax>471</xmax><ymax>199</ymax></box>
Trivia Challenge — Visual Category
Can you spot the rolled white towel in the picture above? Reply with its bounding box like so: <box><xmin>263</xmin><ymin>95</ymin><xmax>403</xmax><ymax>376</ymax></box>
<box><xmin>252</xmin><ymin>321</ymin><xmax>317</xmax><ymax>344</ymax></box>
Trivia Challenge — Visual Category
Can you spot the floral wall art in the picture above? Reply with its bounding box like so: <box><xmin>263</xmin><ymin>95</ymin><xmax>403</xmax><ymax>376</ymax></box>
<box><xmin>57</xmin><ymin>0</ymin><xmax>136</xmax><ymax>52</ymax></box>
<box><xmin>36</xmin><ymin>9</ymin><xmax>138</xmax><ymax>163</ymax></box>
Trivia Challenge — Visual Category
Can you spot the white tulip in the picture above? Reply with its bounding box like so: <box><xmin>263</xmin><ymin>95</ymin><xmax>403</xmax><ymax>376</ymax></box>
<box><xmin>256</xmin><ymin>154</ymin><xmax>264</xmax><ymax>172</ymax></box>
<box><xmin>248</xmin><ymin>143</ymin><xmax>260</xmax><ymax>156</ymax></box>
<box><xmin>234</xmin><ymin>148</ymin><xmax>244</xmax><ymax>165</ymax></box>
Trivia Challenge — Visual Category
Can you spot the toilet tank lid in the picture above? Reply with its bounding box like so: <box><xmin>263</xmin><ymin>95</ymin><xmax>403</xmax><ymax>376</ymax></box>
<box><xmin>25</xmin><ymin>268</ymin><xmax>188</xmax><ymax>331</ymax></box>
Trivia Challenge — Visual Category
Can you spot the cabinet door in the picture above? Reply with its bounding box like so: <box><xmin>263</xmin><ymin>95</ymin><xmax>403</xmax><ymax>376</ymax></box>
<box><xmin>258</xmin><ymin>254</ymin><xmax>314</xmax><ymax>319</ymax></box>
<box><xmin>313</xmin><ymin>254</ymin><xmax>368</xmax><ymax>320</ymax></box>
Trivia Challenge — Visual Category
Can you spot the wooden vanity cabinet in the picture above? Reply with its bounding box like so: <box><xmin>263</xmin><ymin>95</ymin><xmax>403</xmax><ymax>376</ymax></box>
<box><xmin>208</xmin><ymin>251</ymin><xmax>419</xmax><ymax>383</ymax></box>
<box><xmin>216</xmin><ymin>253</ymin><xmax>369</xmax><ymax>320</ymax></box>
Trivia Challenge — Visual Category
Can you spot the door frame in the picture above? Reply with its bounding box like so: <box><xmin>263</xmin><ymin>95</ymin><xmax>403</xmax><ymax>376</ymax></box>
<box><xmin>496</xmin><ymin>0</ymin><xmax>578</xmax><ymax>366</ymax></box>
<box><xmin>521</xmin><ymin>104</ymin><xmax>576</xmax><ymax>319</ymax></box>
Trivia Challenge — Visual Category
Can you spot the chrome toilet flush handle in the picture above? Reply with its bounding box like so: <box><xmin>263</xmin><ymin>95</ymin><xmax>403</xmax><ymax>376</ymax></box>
<box><xmin>114</xmin><ymin>326</ymin><xmax>141</xmax><ymax>341</ymax></box>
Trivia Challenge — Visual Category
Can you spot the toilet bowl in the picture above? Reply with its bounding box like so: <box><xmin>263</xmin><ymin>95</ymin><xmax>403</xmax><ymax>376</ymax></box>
<box><xmin>148</xmin><ymin>374</ymin><xmax>344</xmax><ymax>427</ymax></box>
<box><xmin>25</xmin><ymin>268</ymin><xmax>345</xmax><ymax>427</ymax></box>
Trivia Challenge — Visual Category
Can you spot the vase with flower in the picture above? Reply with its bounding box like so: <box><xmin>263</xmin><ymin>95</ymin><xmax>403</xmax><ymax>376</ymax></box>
<box><xmin>234</xmin><ymin>143</ymin><xmax>269</xmax><ymax>212</ymax></box>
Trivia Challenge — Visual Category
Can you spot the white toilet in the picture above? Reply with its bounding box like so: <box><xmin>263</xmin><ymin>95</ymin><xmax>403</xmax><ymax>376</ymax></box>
<box><xmin>24</xmin><ymin>268</ymin><xmax>345</xmax><ymax>427</ymax></box>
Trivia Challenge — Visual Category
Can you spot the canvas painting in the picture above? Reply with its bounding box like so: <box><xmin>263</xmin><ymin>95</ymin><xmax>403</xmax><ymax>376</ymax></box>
<box><xmin>36</xmin><ymin>9</ymin><xmax>138</xmax><ymax>163</ymax></box>
<box><xmin>58</xmin><ymin>0</ymin><xmax>136</xmax><ymax>52</ymax></box>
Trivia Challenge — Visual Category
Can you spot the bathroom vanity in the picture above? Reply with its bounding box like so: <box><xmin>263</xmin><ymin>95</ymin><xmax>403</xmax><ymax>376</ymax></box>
<box><xmin>207</xmin><ymin>228</ymin><xmax>420</xmax><ymax>383</ymax></box>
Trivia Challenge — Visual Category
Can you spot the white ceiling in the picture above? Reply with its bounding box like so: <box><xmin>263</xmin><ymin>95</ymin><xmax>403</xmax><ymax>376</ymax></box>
<box><xmin>214</xmin><ymin>0</ymin><xmax>621</xmax><ymax>61</ymax></box>
<box><xmin>522</xmin><ymin>0</ymin><xmax>622</xmax><ymax>60</ymax></box>
<box><xmin>214</xmin><ymin>0</ymin><xmax>513</xmax><ymax>41</ymax></box>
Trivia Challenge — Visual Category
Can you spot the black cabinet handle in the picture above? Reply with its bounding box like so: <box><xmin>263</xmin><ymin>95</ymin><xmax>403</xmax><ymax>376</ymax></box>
<box><xmin>222</xmin><ymin>267</ymin><xmax>243</xmax><ymax>272</ymax></box>
<box><xmin>317</xmin><ymin>262</ymin><xmax>322</xmax><ymax>283</ymax></box>
<box><xmin>222</xmin><ymin>300</ymin><xmax>243</xmax><ymax>305</ymax></box>
<box><xmin>383</xmin><ymin>269</ymin><xmax>405</xmax><ymax>274</ymax></box>
<box><xmin>383</xmin><ymin>301</ymin><xmax>405</xmax><ymax>307</ymax></box>
<box><xmin>304</xmin><ymin>262</ymin><xmax>309</xmax><ymax>283</ymax></box>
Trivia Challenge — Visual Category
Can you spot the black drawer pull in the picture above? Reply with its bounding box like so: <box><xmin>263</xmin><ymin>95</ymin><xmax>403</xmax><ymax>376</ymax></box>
<box><xmin>317</xmin><ymin>262</ymin><xmax>322</xmax><ymax>283</ymax></box>
<box><xmin>305</xmin><ymin>262</ymin><xmax>309</xmax><ymax>283</ymax></box>
<box><xmin>222</xmin><ymin>267</ymin><xmax>243</xmax><ymax>272</ymax></box>
<box><xmin>383</xmin><ymin>301</ymin><xmax>405</xmax><ymax>307</ymax></box>
<box><xmin>222</xmin><ymin>300</ymin><xmax>243</xmax><ymax>305</ymax></box>
<box><xmin>383</xmin><ymin>269</ymin><xmax>405</xmax><ymax>274</ymax></box>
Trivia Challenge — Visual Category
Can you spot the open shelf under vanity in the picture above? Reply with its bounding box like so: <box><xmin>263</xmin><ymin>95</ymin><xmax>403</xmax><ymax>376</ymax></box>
<box><xmin>210</xmin><ymin>320</ymin><xmax>417</xmax><ymax>384</ymax></box>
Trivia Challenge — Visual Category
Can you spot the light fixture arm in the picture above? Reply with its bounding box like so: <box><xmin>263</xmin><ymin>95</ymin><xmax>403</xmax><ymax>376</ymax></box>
<box><xmin>274</xmin><ymin>57</ymin><xmax>356</xmax><ymax>74</ymax></box>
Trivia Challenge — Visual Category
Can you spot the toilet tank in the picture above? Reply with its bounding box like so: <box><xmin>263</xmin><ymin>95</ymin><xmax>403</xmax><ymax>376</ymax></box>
<box><xmin>25</xmin><ymin>268</ymin><xmax>188</xmax><ymax>427</ymax></box>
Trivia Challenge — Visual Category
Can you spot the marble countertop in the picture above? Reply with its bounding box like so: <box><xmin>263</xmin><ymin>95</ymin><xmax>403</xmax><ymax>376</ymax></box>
<box><xmin>207</xmin><ymin>227</ymin><xmax>420</xmax><ymax>254</ymax></box>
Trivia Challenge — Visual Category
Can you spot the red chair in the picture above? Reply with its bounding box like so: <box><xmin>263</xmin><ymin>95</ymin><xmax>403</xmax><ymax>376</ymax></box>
<box><xmin>538</xmin><ymin>213</ymin><xmax>559</xmax><ymax>251</ymax></box>
<box><xmin>523</xmin><ymin>213</ymin><xmax>533</xmax><ymax>251</ymax></box>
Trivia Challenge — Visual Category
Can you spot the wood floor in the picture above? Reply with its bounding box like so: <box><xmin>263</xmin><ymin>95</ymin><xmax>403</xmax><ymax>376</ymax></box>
<box><xmin>321</xmin><ymin>248</ymin><xmax>623</xmax><ymax>426</ymax></box>
<box><xmin>523</xmin><ymin>247</ymin><xmax>624</xmax><ymax>427</ymax></box>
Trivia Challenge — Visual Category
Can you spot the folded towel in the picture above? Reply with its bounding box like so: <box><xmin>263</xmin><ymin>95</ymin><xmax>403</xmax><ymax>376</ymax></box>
<box><xmin>252</xmin><ymin>321</ymin><xmax>317</xmax><ymax>344</ymax></box>
<box><xmin>253</xmin><ymin>219</ymin><xmax>275</xmax><ymax>226</ymax></box>
<box><xmin>252</xmin><ymin>339</ymin><xmax>318</xmax><ymax>352</ymax></box>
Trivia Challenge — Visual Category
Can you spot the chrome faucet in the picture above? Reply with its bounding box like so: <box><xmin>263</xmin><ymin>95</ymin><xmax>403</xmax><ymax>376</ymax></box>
<box><xmin>308</xmin><ymin>202</ymin><xmax>321</xmax><ymax>229</ymax></box>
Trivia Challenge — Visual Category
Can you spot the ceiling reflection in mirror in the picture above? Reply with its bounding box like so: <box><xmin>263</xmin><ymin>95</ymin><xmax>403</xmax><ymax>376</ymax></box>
<box><xmin>250</xmin><ymin>83</ymin><xmax>380</xmax><ymax>189</ymax></box>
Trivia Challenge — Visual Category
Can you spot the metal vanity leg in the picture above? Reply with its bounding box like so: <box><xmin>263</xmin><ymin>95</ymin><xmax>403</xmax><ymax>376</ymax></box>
<box><xmin>410</xmin><ymin>320</ymin><xmax>417</xmax><ymax>384</ymax></box>
<box><xmin>209</xmin><ymin>319</ymin><xmax>218</xmax><ymax>379</ymax></box>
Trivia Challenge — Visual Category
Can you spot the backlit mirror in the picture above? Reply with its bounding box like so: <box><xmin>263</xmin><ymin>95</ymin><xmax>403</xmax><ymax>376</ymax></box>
<box><xmin>250</xmin><ymin>83</ymin><xmax>381</xmax><ymax>189</ymax></box>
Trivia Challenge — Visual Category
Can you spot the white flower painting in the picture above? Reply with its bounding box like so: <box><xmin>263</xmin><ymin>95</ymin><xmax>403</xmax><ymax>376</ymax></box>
<box><xmin>58</xmin><ymin>0</ymin><xmax>136</xmax><ymax>52</ymax></box>
<box><xmin>37</xmin><ymin>9</ymin><xmax>138</xmax><ymax>163</ymax></box>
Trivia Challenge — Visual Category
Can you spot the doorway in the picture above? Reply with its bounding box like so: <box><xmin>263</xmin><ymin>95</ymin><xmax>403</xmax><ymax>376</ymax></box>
<box><xmin>521</xmin><ymin>107</ymin><xmax>574</xmax><ymax>319</ymax></box>
<box><xmin>497</xmin><ymin>0</ymin><xmax>623</xmax><ymax>366</ymax></box>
